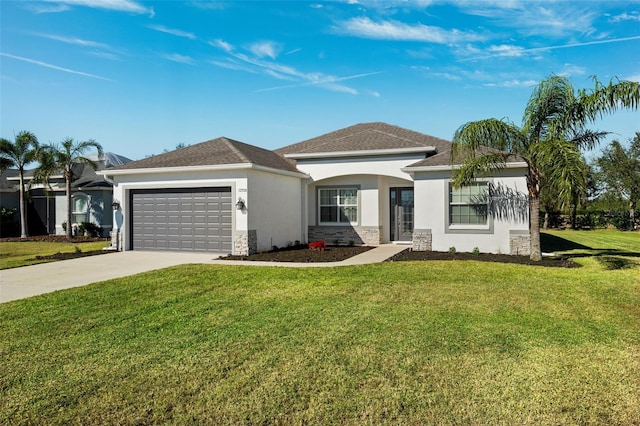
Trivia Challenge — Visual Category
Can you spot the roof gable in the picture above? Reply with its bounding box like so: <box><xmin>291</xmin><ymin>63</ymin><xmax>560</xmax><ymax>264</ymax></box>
<box><xmin>109</xmin><ymin>137</ymin><xmax>300</xmax><ymax>174</ymax></box>
<box><xmin>275</xmin><ymin>122</ymin><xmax>452</xmax><ymax>157</ymax></box>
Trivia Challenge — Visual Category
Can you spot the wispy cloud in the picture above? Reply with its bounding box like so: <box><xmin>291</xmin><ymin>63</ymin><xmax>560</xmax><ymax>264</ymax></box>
<box><xmin>334</xmin><ymin>17</ymin><xmax>485</xmax><ymax>43</ymax></box>
<box><xmin>148</xmin><ymin>24</ymin><xmax>196</xmax><ymax>40</ymax></box>
<box><xmin>248</xmin><ymin>41</ymin><xmax>282</xmax><ymax>60</ymax></box>
<box><xmin>39</xmin><ymin>0</ymin><xmax>154</xmax><ymax>17</ymax></box>
<box><xmin>457</xmin><ymin>3</ymin><xmax>597</xmax><ymax>38</ymax></box>
<box><xmin>0</xmin><ymin>52</ymin><xmax>112</xmax><ymax>81</ymax></box>
<box><xmin>210</xmin><ymin>38</ymin><xmax>380</xmax><ymax>94</ymax></box>
<box><xmin>609</xmin><ymin>11</ymin><xmax>640</xmax><ymax>23</ymax></box>
<box><xmin>483</xmin><ymin>79</ymin><xmax>537</xmax><ymax>88</ymax></box>
<box><xmin>462</xmin><ymin>35</ymin><xmax>640</xmax><ymax>61</ymax></box>
<box><xmin>163</xmin><ymin>53</ymin><xmax>195</xmax><ymax>65</ymax></box>
<box><xmin>210</xmin><ymin>39</ymin><xmax>234</xmax><ymax>53</ymax></box>
<box><xmin>256</xmin><ymin>71</ymin><xmax>382</xmax><ymax>93</ymax></box>
<box><xmin>25</xmin><ymin>3</ymin><xmax>70</xmax><ymax>13</ymax></box>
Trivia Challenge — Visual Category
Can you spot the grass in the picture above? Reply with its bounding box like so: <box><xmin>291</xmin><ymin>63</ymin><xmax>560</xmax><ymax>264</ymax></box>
<box><xmin>0</xmin><ymin>241</ymin><xmax>109</xmax><ymax>269</ymax></box>
<box><xmin>1</xmin><ymin>230</ymin><xmax>639</xmax><ymax>424</ymax></box>
<box><xmin>542</xmin><ymin>229</ymin><xmax>640</xmax><ymax>270</ymax></box>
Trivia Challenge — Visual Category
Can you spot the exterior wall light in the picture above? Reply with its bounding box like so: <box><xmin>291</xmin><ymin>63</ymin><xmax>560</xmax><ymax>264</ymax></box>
<box><xmin>236</xmin><ymin>198</ymin><xmax>245</xmax><ymax>210</ymax></box>
<box><xmin>112</xmin><ymin>200</ymin><xmax>121</xmax><ymax>210</ymax></box>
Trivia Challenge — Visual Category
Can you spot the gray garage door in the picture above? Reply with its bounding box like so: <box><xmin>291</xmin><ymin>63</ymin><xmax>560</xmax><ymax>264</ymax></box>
<box><xmin>131</xmin><ymin>188</ymin><xmax>232</xmax><ymax>252</ymax></box>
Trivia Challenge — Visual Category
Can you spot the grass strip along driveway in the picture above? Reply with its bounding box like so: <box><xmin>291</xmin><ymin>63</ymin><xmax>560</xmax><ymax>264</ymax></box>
<box><xmin>2</xmin><ymin>232</ymin><xmax>639</xmax><ymax>424</ymax></box>
<box><xmin>0</xmin><ymin>240</ymin><xmax>109</xmax><ymax>269</ymax></box>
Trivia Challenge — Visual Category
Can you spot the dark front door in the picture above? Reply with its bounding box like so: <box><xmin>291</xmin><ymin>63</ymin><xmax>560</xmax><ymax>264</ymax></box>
<box><xmin>390</xmin><ymin>187</ymin><xmax>414</xmax><ymax>241</ymax></box>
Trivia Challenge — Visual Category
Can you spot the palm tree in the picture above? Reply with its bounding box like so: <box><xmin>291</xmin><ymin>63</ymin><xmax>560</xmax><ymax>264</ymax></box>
<box><xmin>0</xmin><ymin>131</ymin><xmax>40</xmax><ymax>238</ymax></box>
<box><xmin>451</xmin><ymin>76</ymin><xmax>639</xmax><ymax>261</ymax></box>
<box><xmin>37</xmin><ymin>138</ymin><xmax>103</xmax><ymax>239</ymax></box>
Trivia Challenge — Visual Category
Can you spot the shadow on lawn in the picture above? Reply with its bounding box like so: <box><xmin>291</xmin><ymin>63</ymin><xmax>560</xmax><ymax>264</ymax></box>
<box><xmin>541</xmin><ymin>232</ymin><xmax>640</xmax><ymax>270</ymax></box>
<box><xmin>541</xmin><ymin>233</ymin><xmax>640</xmax><ymax>258</ymax></box>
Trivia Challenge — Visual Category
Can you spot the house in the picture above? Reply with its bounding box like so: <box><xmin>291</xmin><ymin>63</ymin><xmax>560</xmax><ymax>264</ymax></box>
<box><xmin>102</xmin><ymin>123</ymin><xmax>531</xmax><ymax>255</ymax></box>
<box><xmin>0</xmin><ymin>152</ymin><xmax>131</xmax><ymax>237</ymax></box>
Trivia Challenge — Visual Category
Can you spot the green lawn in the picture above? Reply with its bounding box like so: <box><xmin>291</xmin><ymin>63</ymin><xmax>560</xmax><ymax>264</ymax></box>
<box><xmin>1</xmin><ymin>231</ymin><xmax>639</xmax><ymax>424</ymax></box>
<box><xmin>0</xmin><ymin>240</ymin><xmax>110</xmax><ymax>269</ymax></box>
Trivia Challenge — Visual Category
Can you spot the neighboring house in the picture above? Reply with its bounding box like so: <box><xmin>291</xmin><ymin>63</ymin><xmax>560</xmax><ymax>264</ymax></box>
<box><xmin>0</xmin><ymin>152</ymin><xmax>131</xmax><ymax>237</ymax></box>
<box><xmin>102</xmin><ymin>123</ymin><xmax>531</xmax><ymax>255</ymax></box>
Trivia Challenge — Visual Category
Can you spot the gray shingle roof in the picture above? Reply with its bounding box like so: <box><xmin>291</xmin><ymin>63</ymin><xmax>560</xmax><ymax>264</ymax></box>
<box><xmin>275</xmin><ymin>122</ymin><xmax>453</xmax><ymax>156</ymax></box>
<box><xmin>405</xmin><ymin>148</ymin><xmax>524</xmax><ymax>168</ymax></box>
<box><xmin>109</xmin><ymin>137</ymin><xmax>301</xmax><ymax>174</ymax></box>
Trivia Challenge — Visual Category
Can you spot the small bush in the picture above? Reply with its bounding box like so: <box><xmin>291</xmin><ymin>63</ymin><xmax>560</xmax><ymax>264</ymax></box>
<box><xmin>448</xmin><ymin>246</ymin><xmax>457</xmax><ymax>254</ymax></box>
<box><xmin>472</xmin><ymin>247</ymin><xmax>480</xmax><ymax>256</ymax></box>
<box><xmin>0</xmin><ymin>207</ymin><xmax>19</xmax><ymax>237</ymax></box>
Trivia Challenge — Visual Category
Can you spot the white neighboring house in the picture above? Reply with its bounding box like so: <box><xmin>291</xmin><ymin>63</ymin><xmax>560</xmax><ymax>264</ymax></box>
<box><xmin>0</xmin><ymin>152</ymin><xmax>131</xmax><ymax>237</ymax></box>
<box><xmin>100</xmin><ymin>123</ymin><xmax>531</xmax><ymax>255</ymax></box>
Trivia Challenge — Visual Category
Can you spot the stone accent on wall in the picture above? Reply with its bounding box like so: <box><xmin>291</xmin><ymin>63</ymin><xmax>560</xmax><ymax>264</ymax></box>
<box><xmin>412</xmin><ymin>229</ymin><xmax>432</xmax><ymax>251</ymax></box>
<box><xmin>509</xmin><ymin>231</ymin><xmax>530</xmax><ymax>256</ymax></box>
<box><xmin>234</xmin><ymin>230</ymin><xmax>258</xmax><ymax>255</ymax></box>
<box><xmin>308</xmin><ymin>226</ymin><xmax>381</xmax><ymax>245</ymax></box>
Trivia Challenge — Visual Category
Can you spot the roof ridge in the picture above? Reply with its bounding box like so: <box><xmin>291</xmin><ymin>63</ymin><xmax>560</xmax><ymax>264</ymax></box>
<box><xmin>222</xmin><ymin>137</ymin><xmax>251</xmax><ymax>163</ymax></box>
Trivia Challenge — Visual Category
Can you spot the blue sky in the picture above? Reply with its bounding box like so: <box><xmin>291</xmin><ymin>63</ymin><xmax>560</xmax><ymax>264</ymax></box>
<box><xmin>1</xmin><ymin>0</ymin><xmax>639</xmax><ymax>161</ymax></box>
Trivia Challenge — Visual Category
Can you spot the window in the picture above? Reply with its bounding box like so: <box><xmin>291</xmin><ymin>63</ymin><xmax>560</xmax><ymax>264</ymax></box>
<box><xmin>72</xmin><ymin>194</ymin><xmax>90</xmax><ymax>224</ymax></box>
<box><xmin>449</xmin><ymin>182</ymin><xmax>488</xmax><ymax>226</ymax></box>
<box><xmin>319</xmin><ymin>188</ymin><xmax>358</xmax><ymax>224</ymax></box>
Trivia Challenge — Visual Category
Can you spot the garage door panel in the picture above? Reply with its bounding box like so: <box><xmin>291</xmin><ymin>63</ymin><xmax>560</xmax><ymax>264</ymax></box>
<box><xmin>132</xmin><ymin>188</ymin><xmax>232</xmax><ymax>252</ymax></box>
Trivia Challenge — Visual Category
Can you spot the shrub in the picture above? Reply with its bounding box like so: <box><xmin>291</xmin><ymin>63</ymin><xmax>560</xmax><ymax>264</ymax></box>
<box><xmin>448</xmin><ymin>246</ymin><xmax>457</xmax><ymax>254</ymax></box>
<box><xmin>472</xmin><ymin>247</ymin><xmax>480</xmax><ymax>256</ymax></box>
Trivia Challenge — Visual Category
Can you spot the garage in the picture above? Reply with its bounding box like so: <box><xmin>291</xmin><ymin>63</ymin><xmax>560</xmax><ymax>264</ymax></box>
<box><xmin>130</xmin><ymin>187</ymin><xmax>232</xmax><ymax>252</ymax></box>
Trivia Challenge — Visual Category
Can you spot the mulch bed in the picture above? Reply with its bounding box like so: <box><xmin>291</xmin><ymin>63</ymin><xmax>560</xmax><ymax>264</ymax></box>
<box><xmin>222</xmin><ymin>245</ymin><xmax>577</xmax><ymax>267</ymax></box>
<box><xmin>1</xmin><ymin>235</ymin><xmax>108</xmax><ymax>243</ymax></box>
<box><xmin>388</xmin><ymin>249</ymin><xmax>579</xmax><ymax>268</ymax></box>
<box><xmin>33</xmin><ymin>250</ymin><xmax>115</xmax><ymax>262</ymax></box>
<box><xmin>222</xmin><ymin>245</ymin><xmax>374</xmax><ymax>263</ymax></box>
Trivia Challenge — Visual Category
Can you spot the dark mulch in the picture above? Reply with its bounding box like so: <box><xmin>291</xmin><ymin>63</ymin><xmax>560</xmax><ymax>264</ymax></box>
<box><xmin>222</xmin><ymin>245</ymin><xmax>374</xmax><ymax>263</ymax></box>
<box><xmin>32</xmin><ymin>250</ymin><xmax>115</xmax><ymax>262</ymax></box>
<box><xmin>221</xmin><ymin>245</ymin><xmax>577</xmax><ymax>267</ymax></box>
<box><xmin>388</xmin><ymin>249</ymin><xmax>579</xmax><ymax>268</ymax></box>
<box><xmin>1</xmin><ymin>235</ymin><xmax>108</xmax><ymax>243</ymax></box>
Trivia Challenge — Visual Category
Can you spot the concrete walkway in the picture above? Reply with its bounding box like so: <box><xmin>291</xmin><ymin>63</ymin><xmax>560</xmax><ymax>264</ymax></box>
<box><xmin>0</xmin><ymin>244</ymin><xmax>408</xmax><ymax>304</ymax></box>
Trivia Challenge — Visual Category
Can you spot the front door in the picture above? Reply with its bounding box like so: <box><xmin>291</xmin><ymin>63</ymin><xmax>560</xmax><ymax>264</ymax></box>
<box><xmin>390</xmin><ymin>187</ymin><xmax>414</xmax><ymax>241</ymax></box>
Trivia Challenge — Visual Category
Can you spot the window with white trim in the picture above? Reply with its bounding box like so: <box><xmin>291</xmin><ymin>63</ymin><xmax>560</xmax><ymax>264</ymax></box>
<box><xmin>72</xmin><ymin>194</ymin><xmax>90</xmax><ymax>224</ymax></box>
<box><xmin>319</xmin><ymin>188</ymin><xmax>358</xmax><ymax>225</ymax></box>
<box><xmin>449</xmin><ymin>182</ymin><xmax>488</xmax><ymax>225</ymax></box>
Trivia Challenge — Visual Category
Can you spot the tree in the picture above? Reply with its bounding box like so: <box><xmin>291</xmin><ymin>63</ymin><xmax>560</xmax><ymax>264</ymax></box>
<box><xmin>0</xmin><ymin>131</ymin><xmax>40</xmax><ymax>238</ymax></box>
<box><xmin>594</xmin><ymin>133</ymin><xmax>640</xmax><ymax>229</ymax></box>
<box><xmin>452</xmin><ymin>76</ymin><xmax>639</xmax><ymax>260</ymax></box>
<box><xmin>36</xmin><ymin>138</ymin><xmax>103</xmax><ymax>239</ymax></box>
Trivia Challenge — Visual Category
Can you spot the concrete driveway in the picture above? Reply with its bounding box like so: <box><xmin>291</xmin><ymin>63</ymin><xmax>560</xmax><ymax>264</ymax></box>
<box><xmin>0</xmin><ymin>251</ymin><xmax>222</xmax><ymax>304</ymax></box>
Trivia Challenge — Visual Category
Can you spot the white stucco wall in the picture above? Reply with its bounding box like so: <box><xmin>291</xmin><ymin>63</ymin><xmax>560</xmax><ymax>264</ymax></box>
<box><xmin>295</xmin><ymin>154</ymin><xmax>426</xmax><ymax>182</ymax></box>
<box><xmin>413</xmin><ymin>168</ymin><xmax>529</xmax><ymax>254</ymax></box>
<box><xmin>246</xmin><ymin>169</ymin><xmax>303</xmax><ymax>251</ymax></box>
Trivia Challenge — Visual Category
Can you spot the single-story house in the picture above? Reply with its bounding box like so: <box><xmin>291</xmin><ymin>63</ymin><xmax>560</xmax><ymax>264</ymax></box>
<box><xmin>0</xmin><ymin>152</ymin><xmax>130</xmax><ymax>237</ymax></box>
<box><xmin>101</xmin><ymin>122</ymin><xmax>531</xmax><ymax>255</ymax></box>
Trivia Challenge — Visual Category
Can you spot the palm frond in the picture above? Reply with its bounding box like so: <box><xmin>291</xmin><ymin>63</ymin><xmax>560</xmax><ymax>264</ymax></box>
<box><xmin>523</xmin><ymin>75</ymin><xmax>575</xmax><ymax>142</ymax></box>
<box><xmin>452</xmin><ymin>119</ymin><xmax>526</xmax><ymax>159</ymax></box>
<box><xmin>534</xmin><ymin>139</ymin><xmax>587</xmax><ymax>207</ymax></box>
<box><xmin>452</xmin><ymin>152</ymin><xmax>511</xmax><ymax>187</ymax></box>
<box><xmin>575</xmin><ymin>77</ymin><xmax>640</xmax><ymax>123</ymax></box>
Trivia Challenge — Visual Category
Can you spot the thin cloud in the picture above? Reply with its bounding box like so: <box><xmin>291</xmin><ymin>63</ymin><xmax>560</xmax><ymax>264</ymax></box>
<box><xmin>625</xmin><ymin>74</ymin><xmax>640</xmax><ymax>83</ymax></box>
<box><xmin>163</xmin><ymin>53</ymin><xmax>195</xmax><ymax>64</ymax></box>
<box><xmin>255</xmin><ymin>71</ymin><xmax>382</xmax><ymax>93</ymax></box>
<box><xmin>210</xmin><ymin>39</ymin><xmax>234</xmax><ymax>53</ymax></box>
<box><xmin>248</xmin><ymin>41</ymin><xmax>282</xmax><ymax>60</ymax></box>
<box><xmin>0</xmin><ymin>52</ymin><xmax>112</xmax><ymax>81</ymax></box>
<box><xmin>32</xmin><ymin>32</ymin><xmax>122</xmax><ymax>52</ymax></box>
<box><xmin>210</xmin><ymin>38</ymin><xmax>380</xmax><ymax>94</ymax></box>
<box><xmin>148</xmin><ymin>24</ymin><xmax>196</xmax><ymax>40</ymax></box>
<box><xmin>40</xmin><ymin>0</ymin><xmax>154</xmax><ymax>17</ymax></box>
<box><xmin>458</xmin><ymin>3</ymin><xmax>596</xmax><ymax>38</ymax></box>
<box><xmin>462</xmin><ymin>35</ymin><xmax>640</xmax><ymax>61</ymax></box>
<box><xmin>334</xmin><ymin>17</ymin><xmax>485</xmax><ymax>43</ymax></box>
<box><xmin>25</xmin><ymin>3</ymin><xmax>70</xmax><ymax>13</ymax></box>
<box><xmin>609</xmin><ymin>12</ymin><xmax>640</xmax><ymax>23</ymax></box>
<box><xmin>483</xmin><ymin>79</ymin><xmax>537</xmax><ymax>88</ymax></box>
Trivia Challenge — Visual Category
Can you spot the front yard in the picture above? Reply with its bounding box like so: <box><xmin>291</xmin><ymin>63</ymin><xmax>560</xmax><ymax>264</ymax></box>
<box><xmin>1</xmin><ymin>230</ymin><xmax>638</xmax><ymax>424</ymax></box>
<box><xmin>0</xmin><ymin>238</ymin><xmax>109</xmax><ymax>269</ymax></box>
